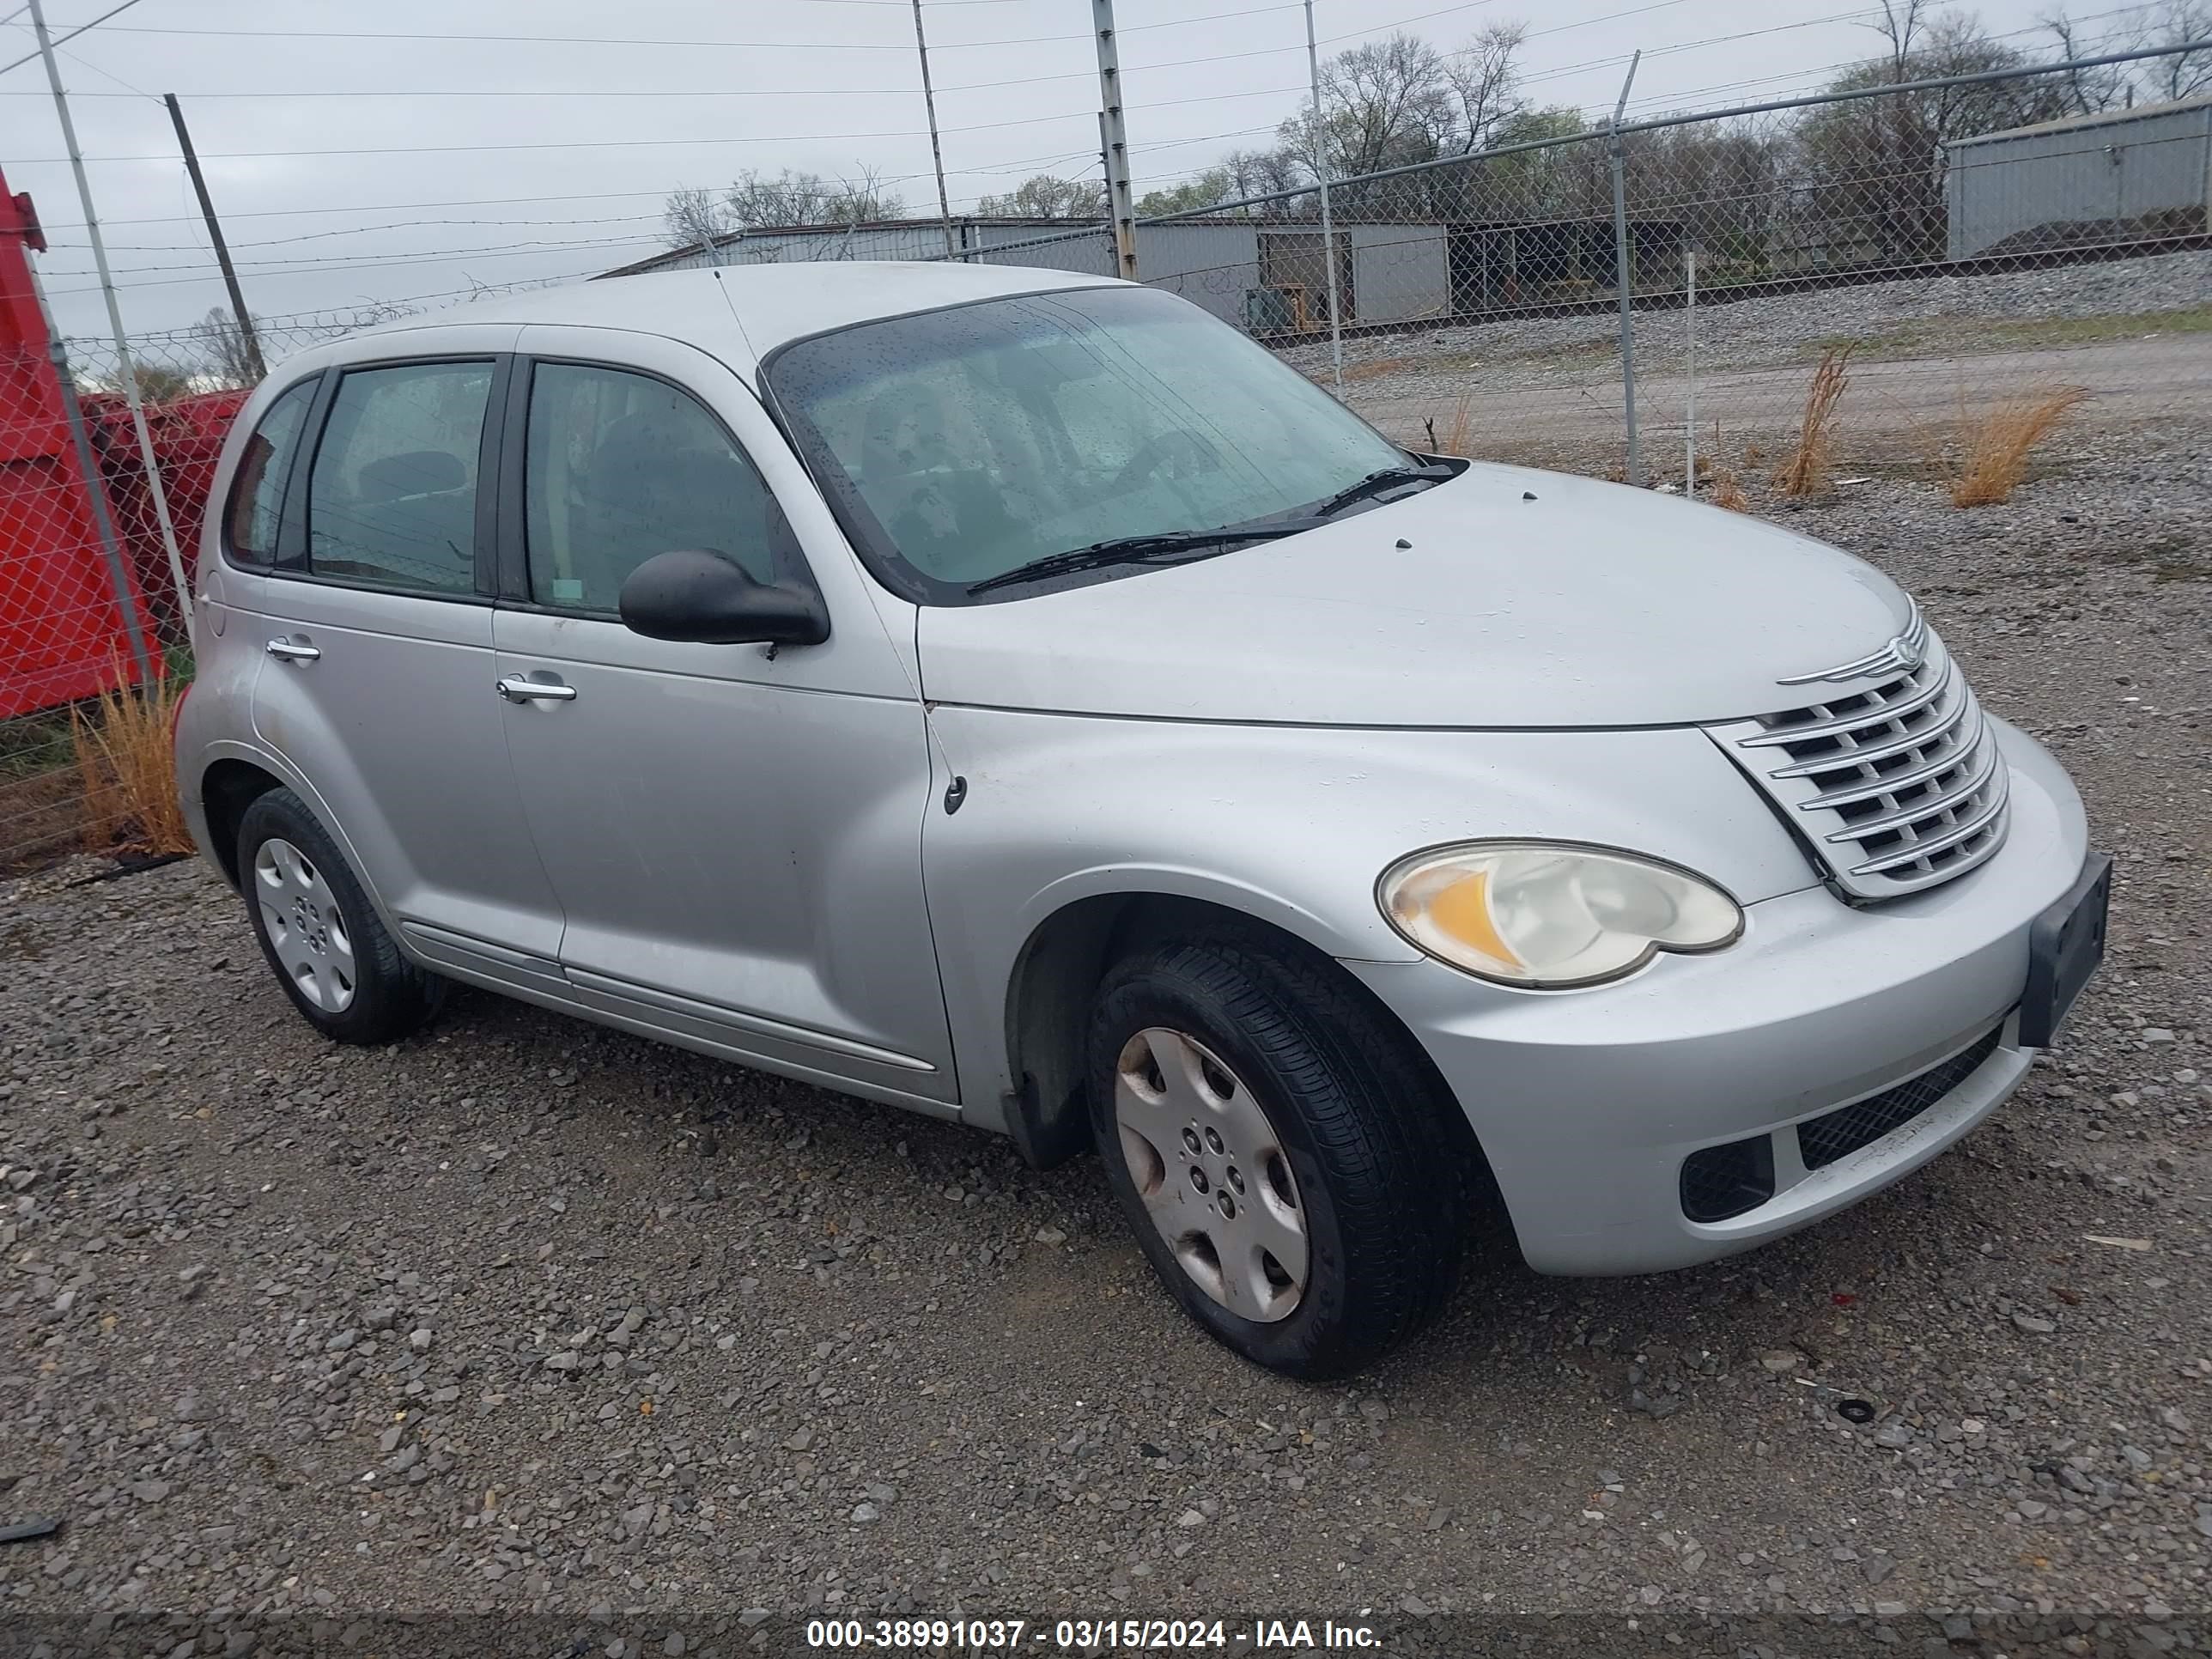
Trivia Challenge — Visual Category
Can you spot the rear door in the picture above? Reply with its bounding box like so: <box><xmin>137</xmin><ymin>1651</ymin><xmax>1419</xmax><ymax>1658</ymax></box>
<box><xmin>245</xmin><ymin>331</ymin><xmax>566</xmax><ymax>986</ymax></box>
<box><xmin>489</xmin><ymin>326</ymin><xmax>957</xmax><ymax>1106</ymax></box>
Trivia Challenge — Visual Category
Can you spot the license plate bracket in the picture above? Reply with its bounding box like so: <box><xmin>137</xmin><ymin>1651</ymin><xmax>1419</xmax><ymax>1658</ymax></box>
<box><xmin>2018</xmin><ymin>852</ymin><xmax>2112</xmax><ymax>1048</ymax></box>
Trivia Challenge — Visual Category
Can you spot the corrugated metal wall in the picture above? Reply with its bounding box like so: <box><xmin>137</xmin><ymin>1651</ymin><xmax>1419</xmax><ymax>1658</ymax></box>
<box><xmin>622</xmin><ymin>221</ymin><xmax>1462</xmax><ymax>329</ymax></box>
<box><xmin>1349</xmin><ymin>222</ymin><xmax>1449</xmax><ymax>325</ymax></box>
<box><xmin>1947</xmin><ymin>102</ymin><xmax>2212</xmax><ymax>259</ymax></box>
<box><xmin>1123</xmin><ymin>222</ymin><xmax>1260</xmax><ymax>324</ymax></box>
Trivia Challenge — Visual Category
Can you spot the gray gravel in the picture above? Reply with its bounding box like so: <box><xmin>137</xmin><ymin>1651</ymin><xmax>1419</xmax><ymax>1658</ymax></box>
<box><xmin>3</xmin><ymin>422</ymin><xmax>2209</xmax><ymax>1650</ymax></box>
<box><xmin>1279</xmin><ymin>247</ymin><xmax>2212</xmax><ymax>392</ymax></box>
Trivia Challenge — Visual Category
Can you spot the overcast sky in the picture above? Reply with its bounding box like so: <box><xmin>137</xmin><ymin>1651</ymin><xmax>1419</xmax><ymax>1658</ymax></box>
<box><xmin>1</xmin><ymin>0</ymin><xmax>2116</xmax><ymax>342</ymax></box>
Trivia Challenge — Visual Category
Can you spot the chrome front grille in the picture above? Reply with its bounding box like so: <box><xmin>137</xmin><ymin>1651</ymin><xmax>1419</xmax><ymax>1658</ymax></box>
<box><xmin>1706</xmin><ymin>622</ymin><xmax>2011</xmax><ymax>901</ymax></box>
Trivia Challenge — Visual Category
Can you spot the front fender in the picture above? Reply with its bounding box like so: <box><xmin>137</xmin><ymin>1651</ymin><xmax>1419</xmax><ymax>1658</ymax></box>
<box><xmin>921</xmin><ymin>706</ymin><xmax>1822</xmax><ymax>1121</ymax></box>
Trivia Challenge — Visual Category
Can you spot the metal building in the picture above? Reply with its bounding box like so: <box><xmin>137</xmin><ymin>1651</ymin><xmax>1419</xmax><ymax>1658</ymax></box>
<box><xmin>604</xmin><ymin>213</ymin><xmax>1682</xmax><ymax>335</ymax></box>
<box><xmin>1945</xmin><ymin>95</ymin><xmax>2212</xmax><ymax>260</ymax></box>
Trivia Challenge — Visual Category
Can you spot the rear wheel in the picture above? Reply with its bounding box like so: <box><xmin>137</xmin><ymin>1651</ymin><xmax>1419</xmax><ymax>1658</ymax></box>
<box><xmin>1087</xmin><ymin>936</ymin><xmax>1469</xmax><ymax>1378</ymax></box>
<box><xmin>236</xmin><ymin>788</ymin><xmax>444</xmax><ymax>1044</ymax></box>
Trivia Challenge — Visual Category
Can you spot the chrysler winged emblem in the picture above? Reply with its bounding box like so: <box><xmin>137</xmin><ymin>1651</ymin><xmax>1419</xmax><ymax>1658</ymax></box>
<box><xmin>1778</xmin><ymin>602</ymin><xmax>1929</xmax><ymax>686</ymax></box>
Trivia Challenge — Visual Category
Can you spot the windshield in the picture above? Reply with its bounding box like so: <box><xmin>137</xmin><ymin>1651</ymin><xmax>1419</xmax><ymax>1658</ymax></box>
<box><xmin>763</xmin><ymin>285</ymin><xmax>1410</xmax><ymax>603</ymax></box>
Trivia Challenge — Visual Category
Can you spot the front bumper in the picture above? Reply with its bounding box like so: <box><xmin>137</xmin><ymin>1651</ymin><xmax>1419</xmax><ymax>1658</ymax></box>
<box><xmin>1346</xmin><ymin>715</ymin><xmax>2092</xmax><ymax>1276</ymax></box>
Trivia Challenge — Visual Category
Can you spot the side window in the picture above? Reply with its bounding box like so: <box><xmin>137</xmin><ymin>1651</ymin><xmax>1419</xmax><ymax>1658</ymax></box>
<box><xmin>523</xmin><ymin>362</ymin><xmax>787</xmax><ymax>612</ymax></box>
<box><xmin>222</xmin><ymin>378</ymin><xmax>316</xmax><ymax>565</ymax></box>
<box><xmin>305</xmin><ymin>361</ymin><xmax>491</xmax><ymax>594</ymax></box>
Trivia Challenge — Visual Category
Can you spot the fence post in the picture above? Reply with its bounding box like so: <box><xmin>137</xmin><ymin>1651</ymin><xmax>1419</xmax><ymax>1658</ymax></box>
<box><xmin>1303</xmin><ymin>0</ymin><xmax>1345</xmax><ymax>398</ymax></box>
<box><xmin>27</xmin><ymin>0</ymin><xmax>192</xmax><ymax>648</ymax></box>
<box><xmin>1683</xmin><ymin>246</ymin><xmax>1697</xmax><ymax>497</ymax></box>
<box><xmin>1093</xmin><ymin>0</ymin><xmax>1139</xmax><ymax>281</ymax></box>
<box><xmin>42</xmin><ymin>324</ymin><xmax>155</xmax><ymax>689</ymax></box>
<box><xmin>1608</xmin><ymin>50</ymin><xmax>1643</xmax><ymax>488</ymax></box>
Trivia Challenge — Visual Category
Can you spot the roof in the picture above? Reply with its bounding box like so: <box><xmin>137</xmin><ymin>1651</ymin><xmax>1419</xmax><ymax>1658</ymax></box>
<box><xmin>1947</xmin><ymin>92</ymin><xmax>2212</xmax><ymax>148</ymax></box>
<box><xmin>602</xmin><ymin>216</ymin><xmax>1106</xmax><ymax>277</ymax></box>
<box><xmin>288</xmin><ymin>263</ymin><xmax>1124</xmax><ymax>380</ymax></box>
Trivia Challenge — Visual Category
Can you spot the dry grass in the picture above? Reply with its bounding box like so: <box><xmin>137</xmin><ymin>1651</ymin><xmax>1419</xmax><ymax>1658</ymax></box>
<box><xmin>1708</xmin><ymin>470</ymin><xmax>1752</xmax><ymax>513</ymax></box>
<box><xmin>1423</xmin><ymin>394</ymin><xmax>1474</xmax><ymax>457</ymax></box>
<box><xmin>70</xmin><ymin>668</ymin><xmax>191</xmax><ymax>856</ymax></box>
<box><xmin>1743</xmin><ymin>439</ymin><xmax>1766</xmax><ymax>468</ymax></box>
<box><xmin>1339</xmin><ymin>355</ymin><xmax>1414</xmax><ymax>384</ymax></box>
<box><xmin>1772</xmin><ymin>345</ymin><xmax>1851</xmax><ymax>498</ymax></box>
<box><xmin>1947</xmin><ymin>386</ymin><xmax>2090</xmax><ymax>507</ymax></box>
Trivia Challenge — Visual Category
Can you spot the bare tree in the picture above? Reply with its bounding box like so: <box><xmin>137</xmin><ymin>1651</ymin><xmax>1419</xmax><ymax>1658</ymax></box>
<box><xmin>661</xmin><ymin>167</ymin><xmax>903</xmax><ymax>248</ymax></box>
<box><xmin>190</xmin><ymin>306</ymin><xmax>264</xmax><ymax>387</ymax></box>
<box><xmin>1287</xmin><ymin>32</ymin><xmax>1461</xmax><ymax>179</ymax></box>
<box><xmin>2140</xmin><ymin>0</ymin><xmax>2212</xmax><ymax>99</ymax></box>
<box><xmin>2039</xmin><ymin>9</ymin><xmax>2130</xmax><ymax>113</ymax></box>
<box><xmin>1443</xmin><ymin>22</ymin><xmax>1529</xmax><ymax>154</ymax></box>
<box><xmin>975</xmin><ymin>174</ymin><xmax>1109</xmax><ymax>218</ymax></box>
<box><xmin>1797</xmin><ymin>13</ymin><xmax>2065</xmax><ymax>263</ymax></box>
<box><xmin>2038</xmin><ymin>1</ymin><xmax>2212</xmax><ymax>106</ymax></box>
<box><xmin>1863</xmin><ymin>0</ymin><xmax>1934</xmax><ymax>80</ymax></box>
<box><xmin>663</xmin><ymin>185</ymin><xmax>731</xmax><ymax>252</ymax></box>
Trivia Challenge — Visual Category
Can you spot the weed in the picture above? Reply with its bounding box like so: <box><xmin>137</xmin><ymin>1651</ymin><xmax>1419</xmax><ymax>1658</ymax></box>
<box><xmin>70</xmin><ymin>667</ymin><xmax>191</xmax><ymax>856</ymax></box>
<box><xmin>1709</xmin><ymin>471</ymin><xmax>1752</xmax><ymax>512</ymax></box>
<box><xmin>1774</xmin><ymin>346</ymin><xmax>1851</xmax><ymax>498</ymax></box>
<box><xmin>1425</xmin><ymin>394</ymin><xmax>1474</xmax><ymax>457</ymax></box>
<box><xmin>1339</xmin><ymin>356</ymin><xmax>1414</xmax><ymax>384</ymax></box>
<box><xmin>1948</xmin><ymin>386</ymin><xmax>2090</xmax><ymax>507</ymax></box>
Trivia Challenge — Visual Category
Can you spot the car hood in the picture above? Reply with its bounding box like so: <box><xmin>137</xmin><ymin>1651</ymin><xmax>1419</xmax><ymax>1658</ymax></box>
<box><xmin>915</xmin><ymin>462</ymin><xmax>1914</xmax><ymax>727</ymax></box>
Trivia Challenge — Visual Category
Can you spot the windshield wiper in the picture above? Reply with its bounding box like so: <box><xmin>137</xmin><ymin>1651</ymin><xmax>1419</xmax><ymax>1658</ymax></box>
<box><xmin>966</xmin><ymin>522</ymin><xmax>1307</xmax><ymax>595</ymax></box>
<box><xmin>1304</xmin><ymin>462</ymin><xmax>1455</xmax><ymax>521</ymax></box>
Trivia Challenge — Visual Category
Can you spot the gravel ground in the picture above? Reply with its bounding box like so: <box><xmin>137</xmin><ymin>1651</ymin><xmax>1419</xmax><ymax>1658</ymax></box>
<box><xmin>1278</xmin><ymin>248</ymin><xmax>2212</xmax><ymax>391</ymax></box>
<box><xmin>1281</xmin><ymin>249</ymin><xmax>2212</xmax><ymax>479</ymax></box>
<box><xmin>2</xmin><ymin>432</ymin><xmax>2209</xmax><ymax>1655</ymax></box>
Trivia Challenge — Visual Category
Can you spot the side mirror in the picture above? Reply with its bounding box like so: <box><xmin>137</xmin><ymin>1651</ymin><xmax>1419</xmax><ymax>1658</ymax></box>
<box><xmin>617</xmin><ymin>549</ymin><xmax>830</xmax><ymax>647</ymax></box>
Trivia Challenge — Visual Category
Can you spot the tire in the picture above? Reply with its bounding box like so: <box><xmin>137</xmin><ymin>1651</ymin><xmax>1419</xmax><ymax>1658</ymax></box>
<box><xmin>235</xmin><ymin>787</ymin><xmax>445</xmax><ymax>1045</ymax></box>
<box><xmin>1086</xmin><ymin>936</ymin><xmax>1470</xmax><ymax>1379</ymax></box>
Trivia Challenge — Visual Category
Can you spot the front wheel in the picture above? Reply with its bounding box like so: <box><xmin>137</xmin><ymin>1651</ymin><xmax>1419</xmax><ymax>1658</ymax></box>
<box><xmin>1086</xmin><ymin>937</ymin><xmax>1470</xmax><ymax>1378</ymax></box>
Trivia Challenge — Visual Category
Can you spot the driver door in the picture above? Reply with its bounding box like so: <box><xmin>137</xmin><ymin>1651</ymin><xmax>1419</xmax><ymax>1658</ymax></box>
<box><xmin>489</xmin><ymin>326</ymin><xmax>957</xmax><ymax>1109</ymax></box>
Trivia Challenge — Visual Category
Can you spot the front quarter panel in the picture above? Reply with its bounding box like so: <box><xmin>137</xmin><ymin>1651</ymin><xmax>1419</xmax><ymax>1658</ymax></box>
<box><xmin>923</xmin><ymin>708</ymin><xmax>1824</xmax><ymax>1122</ymax></box>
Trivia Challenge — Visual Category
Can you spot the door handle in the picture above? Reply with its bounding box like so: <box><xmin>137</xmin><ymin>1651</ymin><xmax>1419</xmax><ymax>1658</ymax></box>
<box><xmin>496</xmin><ymin>674</ymin><xmax>578</xmax><ymax>703</ymax></box>
<box><xmin>265</xmin><ymin>637</ymin><xmax>319</xmax><ymax>663</ymax></box>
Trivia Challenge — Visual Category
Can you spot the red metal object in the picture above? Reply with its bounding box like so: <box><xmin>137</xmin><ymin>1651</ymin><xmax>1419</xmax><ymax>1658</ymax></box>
<box><xmin>0</xmin><ymin>167</ymin><xmax>163</xmax><ymax>720</ymax></box>
<box><xmin>82</xmin><ymin>385</ymin><xmax>250</xmax><ymax>597</ymax></box>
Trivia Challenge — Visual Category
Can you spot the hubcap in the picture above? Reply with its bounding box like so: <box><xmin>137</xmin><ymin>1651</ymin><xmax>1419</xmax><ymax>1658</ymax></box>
<box><xmin>1113</xmin><ymin>1028</ymin><xmax>1308</xmax><ymax>1322</ymax></box>
<box><xmin>252</xmin><ymin>837</ymin><xmax>356</xmax><ymax>1013</ymax></box>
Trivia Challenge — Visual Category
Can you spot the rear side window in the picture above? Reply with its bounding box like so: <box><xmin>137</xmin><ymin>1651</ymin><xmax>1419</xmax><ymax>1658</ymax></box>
<box><xmin>305</xmin><ymin>361</ymin><xmax>492</xmax><ymax>595</ymax></box>
<box><xmin>222</xmin><ymin>379</ymin><xmax>316</xmax><ymax>565</ymax></box>
<box><xmin>522</xmin><ymin>362</ymin><xmax>788</xmax><ymax>612</ymax></box>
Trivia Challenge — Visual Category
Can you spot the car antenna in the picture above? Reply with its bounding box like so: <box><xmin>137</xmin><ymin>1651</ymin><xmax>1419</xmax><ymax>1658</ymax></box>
<box><xmin>713</xmin><ymin>267</ymin><xmax>767</xmax><ymax>368</ymax></box>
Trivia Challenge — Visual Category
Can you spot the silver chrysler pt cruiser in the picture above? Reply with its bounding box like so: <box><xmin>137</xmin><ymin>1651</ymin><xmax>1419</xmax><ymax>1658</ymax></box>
<box><xmin>177</xmin><ymin>263</ymin><xmax>2108</xmax><ymax>1377</ymax></box>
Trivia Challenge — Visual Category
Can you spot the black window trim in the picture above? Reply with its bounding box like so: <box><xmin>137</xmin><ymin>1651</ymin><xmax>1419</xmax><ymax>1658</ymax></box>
<box><xmin>266</xmin><ymin>351</ymin><xmax>512</xmax><ymax>605</ymax></box>
<box><xmin>493</xmin><ymin>351</ymin><xmax>823</xmax><ymax>623</ymax></box>
<box><xmin>216</xmin><ymin>370</ymin><xmax>325</xmax><ymax>574</ymax></box>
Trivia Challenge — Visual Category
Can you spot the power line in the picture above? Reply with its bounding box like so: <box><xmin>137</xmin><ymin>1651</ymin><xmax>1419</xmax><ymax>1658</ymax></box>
<box><xmin>0</xmin><ymin>0</ymin><xmax>145</xmax><ymax>74</ymax></box>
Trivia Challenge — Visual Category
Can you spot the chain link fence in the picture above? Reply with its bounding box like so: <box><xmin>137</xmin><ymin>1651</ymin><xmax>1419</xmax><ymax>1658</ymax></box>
<box><xmin>941</xmin><ymin>41</ymin><xmax>2209</xmax><ymax>483</ymax></box>
<box><xmin>3</xmin><ymin>42</ymin><xmax>2207</xmax><ymax>869</ymax></box>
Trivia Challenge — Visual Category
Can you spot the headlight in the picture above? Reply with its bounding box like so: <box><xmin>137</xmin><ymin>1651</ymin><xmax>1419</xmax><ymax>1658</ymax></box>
<box><xmin>1376</xmin><ymin>841</ymin><xmax>1742</xmax><ymax>988</ymax></box>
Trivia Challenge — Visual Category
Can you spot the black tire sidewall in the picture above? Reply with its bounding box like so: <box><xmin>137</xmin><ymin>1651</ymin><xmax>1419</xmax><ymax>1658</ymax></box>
<box><xmin>235</xmin><ymin>788</ymin><xmax>436</xmax><ymax>1044</ymax></box>
<box><xmin>1087</xmin><ymin>945</ymin><xmax>1417</xmax><ymax>1379</ymax></box>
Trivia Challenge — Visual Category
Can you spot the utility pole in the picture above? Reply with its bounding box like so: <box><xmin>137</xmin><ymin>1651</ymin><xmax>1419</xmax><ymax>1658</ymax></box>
<box><xmin>1303</xmin><ymin>0</ymin><xmax>1343</xmax><ymax>398</ymax></box>
<box><xmin>1093</xmin><ymin>0</ymin><xmax>1138</xmax><ymax>280</ymax></box>
<box><xmin>1607</xmin><ymin>49</ymin><xmax>1643</xmax><ymax>487</ymax></box>
<box><xmin>910</xmin><ymin>0</ymin><xmax>957</xmax><ymax>258</ymax></box>
<box><xmin>163</xmin><ymin>93</ymin><xmax>264</xmax><ymax>382</ymax></box>
<box><xmin>27</xmin><ymin>0</ymin><xmax>191</xmax><ymax>646</ymax></box>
